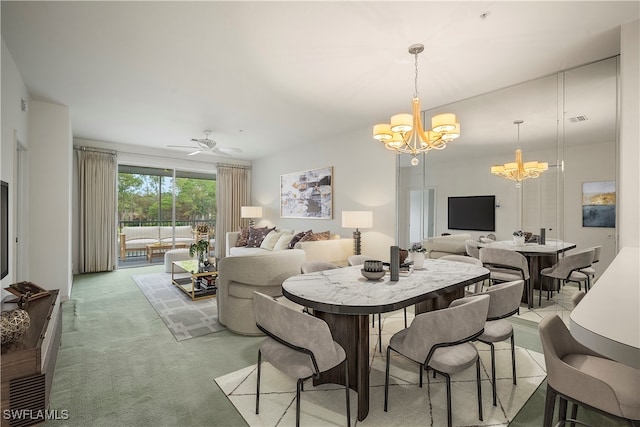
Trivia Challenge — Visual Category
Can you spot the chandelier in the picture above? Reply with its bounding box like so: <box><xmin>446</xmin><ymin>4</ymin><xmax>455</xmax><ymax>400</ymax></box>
<box><xmin>372</xmin><ymin>44</ymin><xmax>460</xmax><ymax>166</ymax></box>
<box><xmin>490</xmin><ymin>120</ymin><xmax>548</xmax><ymax>186</ymax></box>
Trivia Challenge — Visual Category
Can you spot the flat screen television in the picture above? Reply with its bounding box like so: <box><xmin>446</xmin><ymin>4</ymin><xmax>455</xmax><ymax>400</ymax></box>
<box><xmin>1</xmin><ymin>180</ymin><xmax>8</xmax><ymax>280</ymax></box>
<box><xmin>448</xmin><ymin>195</ymin><xmax>495</xmax><ymax>232</ymax></box>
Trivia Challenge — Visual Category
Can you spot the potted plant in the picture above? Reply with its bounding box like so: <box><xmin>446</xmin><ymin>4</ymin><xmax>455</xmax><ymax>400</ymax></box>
<box><xmin>189</xmin><ymin>239</ymin><xmax>210</xmax><ymax>271</ymax></box>
<box><xmin>513</xmin><ymin>230</ymin><xmax>525</xmax><ymax>246</ymax></box>
<box><xmin>408</xmin><ymin>243</ymin><xmax>427</xmax><ymax>269</ymax></box>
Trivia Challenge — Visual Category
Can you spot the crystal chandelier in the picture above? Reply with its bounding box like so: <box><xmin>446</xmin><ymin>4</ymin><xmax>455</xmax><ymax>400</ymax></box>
<box><xmin>372</xmin><ymin>44</ymin><xmax>461</xmax><ymax>166</ymax></box>
<box><xmin>490</xmin><ymin>120</ymin><xmax>548</xmax><ymax>187</ymax></box>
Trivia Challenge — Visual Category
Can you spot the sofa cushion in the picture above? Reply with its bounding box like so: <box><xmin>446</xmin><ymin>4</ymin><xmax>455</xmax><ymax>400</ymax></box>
<box><xmin>159</xmin><ymin>225</ymin><xmax>193</xmax><ymax>240</ymax></box>
<box><xmin>287</xmin><ymin>230</ymin><xmax>310</xmax><ymax>249</ymax></box>
<box><xmin>299</xmin><ymin>230</ymin><xmax>330</xmax><ymax>242</ymax></box>
<box><xmin>125</xmin><ymin>238</ymin><xmax>160</xmax><ymax>250</ymax></box>
<box><xmin>273</xmin><ymin>231</ymin><xmax>294</xmax><ymax>251</ymax></box>
<box><xmin>260</xmin><ymin>230</ymin><xmax>285</xmax><ymax>250</ymax></box>
<box><xmin>229</xmin><ymin>246</ymin><xmax>270</xmax><ymax>256</ymax></box>
<box><xmin>122</xmin><ymin>226</ymin><xmax>159</xmax><ymax>241</ymax></box>
<box><xmin>236</xmin><ymin>226</ymin><xmax>250</xmax><ymax>246</ymax></box>
<box><xmin>247</xmin><ymin>227</ymin><xmax>275</xmax><ymax>248</ymax></box>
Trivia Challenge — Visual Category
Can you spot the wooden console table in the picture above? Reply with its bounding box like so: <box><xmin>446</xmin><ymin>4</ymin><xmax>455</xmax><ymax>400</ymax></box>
<box><xmin>1</xmin><ymin>289</ymin><xmax>61</xmax><ymax>427</ymax></box>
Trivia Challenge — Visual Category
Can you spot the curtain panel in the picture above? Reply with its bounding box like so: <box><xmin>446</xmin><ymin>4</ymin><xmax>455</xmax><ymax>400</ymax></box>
<box><xmin>77</xmin><ymin>149</ymin><xmax>117</xmax><ymax>273</ymax></box>
<box><xmin>216</xmin><ymin>164</ymin><xmax>251</xmax><ymax>257</ymax></box>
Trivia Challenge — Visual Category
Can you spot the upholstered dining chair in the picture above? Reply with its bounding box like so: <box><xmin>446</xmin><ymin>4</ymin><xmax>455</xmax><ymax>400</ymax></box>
<box><xmin>465</xmin><ymin>239</ymin><xmax>480</xmax><ymax>258</ymax></box>
<box><xmin>348</xmin><ymin>254</ymin><xmax>407</xmax><ymax>351</ymax></box>
<box><xmin>574</xmin><ymin>245</ymin><xmax>602</xmax><ymax>292</ymax></box>
<box><xmin>384</xmin><ymin>294</ymin><xmax>490</xmax><ymax>427</ymax></box>
<box><xmin>479</xmin><ymin>247</ymin><xmax>531</xmax><ymax>308</ymax></box>
<box><xmin>254</xmin><ymin>292</ymin><xmax>351</xmax><ymax>427</ymax></box>
<box><xmin>477</xmin><ymin>279</ymin><xmax>524</xmax><ymax>406</ymax></box>
<box><xmin>572</xmin><ymin>290</ymin><xmax>586</xmax><ymax>307</ymax></box>
<box><xmin>539</xmin><ymin>314</ymin><xmax>640</xmax><ymax>427</ymax></box>
<box><xmin>538</xmin><ymin>248</ymin><xmax>595</xmax><ymax>306</ymax></box>
<box><xmin>301</xmin><ymin>261</ymin><xmax>339</xmax><ymax>274</ymax></box>
<box><xmin>440</xmin><ymin>254</ymin><xmax>485</xmax><ymax>293</ymax></box>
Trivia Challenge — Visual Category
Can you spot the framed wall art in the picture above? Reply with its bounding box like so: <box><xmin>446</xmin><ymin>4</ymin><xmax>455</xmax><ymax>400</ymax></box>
<box><xmin>582</xmin><ymin>180</ymin><xmax>615</xmax><ymax>228</ymax></box>
<box><xmin>280</xmin><ymin>166</ymin><xmax>333</xmax><ymax>219</ymax></box>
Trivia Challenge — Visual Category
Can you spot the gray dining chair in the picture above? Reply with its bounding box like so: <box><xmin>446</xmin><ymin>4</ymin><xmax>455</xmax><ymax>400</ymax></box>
<box><xmin>477</xmin><ymin>279</ymin><xmax>524</xmax><ymax>406</ymax></box>
<box><xmin>384</xmin><ymin>294</ymin><xmax>490</xmax><ymax>427</ymax></box>
<box><xmin>539</xmin><ymin>314</ymin><xmax>640</xmax><ymax>427</ymax></box>
<box><xmin>440</xmin><ymin>254</ymin><xmax>485</xmax><ymax>293</ymax></box>
<box><xmin>479</xmin><ymin>247</ymin><xmax>531</xmax><ymax>308</ymax></box>
<box><xmin>538</xmin><ymin>248</ymin><xmax>595</xmax><ymax>306</ymax></box>
<box><xmin>347</xmin><ymin>254</ymin><xmax>407</xmax><ymax>351</ymax></box>
<box><xmin>465</xmin><ymin>239</ymin><xmax>480</xmax><ymax>258</ymax></box>
<box><xmin>572</xmin><ymin>291</ymin><xmax>586</xmax><ymax>307</ymax></box>
<box><xmin>301</xmin><ymin>261</ymin><xmax>339</xmax><ymax>274</ymax></box>
<box><xmin>574</xmin><ymin>245</ymin><xmax>601</xmax><ymax>292</ymax></box>
<box><xmin>254</xmin><ymin>291</ymin><xmax>351</xmax><ymax>427</ymax></box>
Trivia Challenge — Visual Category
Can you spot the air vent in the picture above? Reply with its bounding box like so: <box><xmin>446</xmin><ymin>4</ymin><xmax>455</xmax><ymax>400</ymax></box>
<box><xmin>568</xmin><ymin>115</ymin><xmax>588</xmax><ymax>123</ymax></box>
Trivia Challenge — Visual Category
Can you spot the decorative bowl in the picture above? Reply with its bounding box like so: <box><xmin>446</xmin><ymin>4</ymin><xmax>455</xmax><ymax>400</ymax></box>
<box><xmin>361</xmin><ymin>269</ymin><xmax>385</xmax><ymax>280</ymax></box>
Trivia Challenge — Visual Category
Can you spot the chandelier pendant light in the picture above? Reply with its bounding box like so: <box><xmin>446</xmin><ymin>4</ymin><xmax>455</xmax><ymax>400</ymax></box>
<box><xmin>490</xmin><ymin>120</ymin><xmax>549</xmax><ymax>187</ymax></box>
<box><xmin>373</xmin><ymin>44</ymin><xmax>461</xmax><ymax>166</ymax></box>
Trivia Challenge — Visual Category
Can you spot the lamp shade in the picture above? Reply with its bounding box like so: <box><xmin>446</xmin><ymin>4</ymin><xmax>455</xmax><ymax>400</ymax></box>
<box><xmin>342</xmin><ymin>211</ymin><xmax>373</xmax><ymax>229</ymax></box>
<box><xmin>241</xmin><ymin>206</ymin><xmax>263</xmax><ymax>219</ymax></box>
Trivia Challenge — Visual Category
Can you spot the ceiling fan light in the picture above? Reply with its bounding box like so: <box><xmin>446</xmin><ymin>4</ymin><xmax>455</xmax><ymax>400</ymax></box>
<box><xmin>431</xmin><ymin>113</ymin><xmax>456</xmax><ymax>133</ymax></box>
<box><xmin>373</xmin><ymin>123</ymin><xmax>393</xmax><ymax>141</ymax></box>
<box><xmin>390</xmin><ymin>113</ymin><xmax>413</xmax><ymax>133</ymax></box>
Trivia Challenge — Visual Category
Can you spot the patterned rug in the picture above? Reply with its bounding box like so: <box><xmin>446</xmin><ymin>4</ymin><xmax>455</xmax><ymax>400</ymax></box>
<box><xmin>215</xmin><ymin>311</ymin><xmax>547</xmax><ymax>426</ymax></box>
<box><xmin>132</xmin><ymin>272</ymin><xmax>225</xmax><ymax>341</ymax></box>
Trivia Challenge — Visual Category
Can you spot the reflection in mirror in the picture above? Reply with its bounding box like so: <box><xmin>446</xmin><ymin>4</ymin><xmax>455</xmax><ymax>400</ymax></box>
<box><xmin>396</xmin><ymin>57</ymin><xmax>618</xmax><ymax>321</ymax></box>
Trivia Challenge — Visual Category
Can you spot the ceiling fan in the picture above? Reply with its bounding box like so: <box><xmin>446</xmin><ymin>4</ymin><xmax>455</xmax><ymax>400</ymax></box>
<box><xmin>167</xmin><ymin>130</ymin><xmax>242</xmax><ymax>156</ymax></box>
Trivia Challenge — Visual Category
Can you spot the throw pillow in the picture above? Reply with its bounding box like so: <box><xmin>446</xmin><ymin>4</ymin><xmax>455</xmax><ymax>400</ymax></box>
<box><xmin>273</xmin><ymin>231</ymin><xmax>294</xmax><ymax>251</ymax></box>
<box><xmin>287</xmin><ymin>230</ymin><xmax>311</xmax><ymax>249</ymax></box>
<box><xmin>246</xmin><ymin>227</ymin><xmax>275</xmax><ymax>248</ymax></box>
<box><xmin>298</xmin><ymin>230</ymin><xmax>330</xmax><ymax>242</ymax></box>
<box><xmin>235</xmin><ymin>226</ymin><xmax>250</xmax><ymax>247</ymax></box>
<box><xmin>260</xmin><ymin>230</ymin><xmax>285</xmax><ymax>250</ymax></box>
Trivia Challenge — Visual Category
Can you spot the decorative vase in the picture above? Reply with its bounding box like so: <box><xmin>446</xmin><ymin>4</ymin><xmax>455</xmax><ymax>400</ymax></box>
<box><xmin>198</xmin><ymin>252</ymin><xmax>207</xmax><ymax>272</ymax></box>
<box><xmin>412</xmin><ymin>252</ymin><xmax>425</xmax><ymax>269</ymax></box>
<box><xmin>513</xmin><ymin>236</ymin><xmax>525</xmax><ymax>246</ymax></box>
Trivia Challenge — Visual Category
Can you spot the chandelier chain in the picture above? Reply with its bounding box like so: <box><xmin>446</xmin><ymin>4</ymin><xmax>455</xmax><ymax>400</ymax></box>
<box><xmin>414</xmin><ymin>50</ymin><xmax>419</xmax><ymax>99</ymax></box>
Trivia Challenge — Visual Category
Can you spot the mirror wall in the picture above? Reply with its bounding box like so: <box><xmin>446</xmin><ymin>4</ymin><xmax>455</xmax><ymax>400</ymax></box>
<box><xmin>397</xmin><ymin>56</ymin><xmax>619</xmax><ymax>316</ymax></box>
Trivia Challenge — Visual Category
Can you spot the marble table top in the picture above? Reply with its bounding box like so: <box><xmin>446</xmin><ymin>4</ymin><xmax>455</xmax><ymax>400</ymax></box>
<box><xmin>479</xmin><ymin>240</ymin><xmax>576</xmax><ymax>255</ymax></box>
<box><xmin>282</xmin><ymin>259</ymin><xmax>490</xmax><ymax>315</ymax></box>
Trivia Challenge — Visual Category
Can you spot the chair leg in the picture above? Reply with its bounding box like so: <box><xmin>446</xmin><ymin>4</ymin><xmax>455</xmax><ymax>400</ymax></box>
<box><xmin>559</xmin><ymin>396</ymin><xmax>568</xmax><ymax>425</ymax></box>
<box><xmin>296</xmin><ymin>379</ymin><xmax>303</xmax><ymax>427</ymax></box>
<box><xmin>543</xmin><ymin>384</ymin><xmax>557</xmax><ymax>427</ymax></box>
<box><xmin>419</xmin><ymin>364</ymin><xmax>423</xmax><ymax>388</ymax></box>
<box><xmin>344</xmin><ymin>358</ymin><xmax>350</xmax><ymax>427</ymax></box>
<box><xmin>570</xmin><ymin>403</ymin><xmax>578</xmax><ymax>427</ymax></box>
<box><xmin>384</xmin><ymin>346</ymin><xmax>391</xmax><ymax>412</ymax></box>
<box><xmin>378</xmin><ymin>313</ymin><xmax>382</xmax><ymax>353</ymax></box>
<box><xmin>404</xmin><ymin>308</ymin><xmax>407</xmax><ymax>328</ymax></box>
<box><xmin>489</xmin><ymin>342</ymin><xmax>497</xmax><ymax>406</ymax></box>
<box><xmin>255</xmin><ymin>350</ymin><xmax>262</xmax><ymax>414</ymax></box>
<box><xmin>444</xmin><ymin>372</ymin><xmax>453</xmax><ymax>427</ymax></box>
<box><xmin>476</xmin><ymin>357</ymin><xmax>483</xmax><ymax>421</ymax></box>
<box><xmin>511</xmin><ymin>333</ymin><xmax>517</xmax><ymax>385</ymax></box>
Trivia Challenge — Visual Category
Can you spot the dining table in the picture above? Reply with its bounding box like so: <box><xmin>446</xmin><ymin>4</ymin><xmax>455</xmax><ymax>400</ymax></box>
<box><xmin>478</xmin><ymin>240</ymin><xmax>576</xmax><ymax>307</ymax></box>
<box><xmin>282</xmin><ymin>259</ymin><xmax>490</xmax><ymax>421</ymax></box>
<box><xmin>570</xmin><ymin>246</ymin><xmax>639</xmax><ymax>369</ymax></box>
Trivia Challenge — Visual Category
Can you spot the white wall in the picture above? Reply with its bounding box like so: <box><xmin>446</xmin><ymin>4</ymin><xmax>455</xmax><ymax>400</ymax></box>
<box><xmin>28</xmin><ymin>101</ymin><xmax>73</xmax><ymax>299</ymax></box>
<box><xmin>252</xmin><ymin>127</ymin><xmax>396</xmax><ymax>261</ymax></box>
<box><xmin>1</xmin><ymin>39</ymin><xmax>30</xmax><ymax>290</ymax></box>
<box><xmin>619</xmin><ymin>19</ymin><xmax>640</xmax><ymax>248</ymax></box>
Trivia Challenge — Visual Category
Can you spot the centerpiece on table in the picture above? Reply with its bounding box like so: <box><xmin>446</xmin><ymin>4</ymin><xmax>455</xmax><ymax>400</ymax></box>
<box><xmin>513</xmin><ymin>230</ymin><xmax>526</xmax><ymax>246</ymax></box>
<box><xmin>408</xmin><ymin>243</ymin><xmax>427</xmax><ymax>269</ymax></box>
<box><xmin>189</xmin><ymin>239</ymin><xmax>210</xmax><ymax>272</ymax></box>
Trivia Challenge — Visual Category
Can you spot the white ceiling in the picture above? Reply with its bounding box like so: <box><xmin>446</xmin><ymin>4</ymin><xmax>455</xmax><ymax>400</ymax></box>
<box><xmin>2</xmin><ymin>1</ymin><xmax>638</xmax><ymax>163</ymax></box>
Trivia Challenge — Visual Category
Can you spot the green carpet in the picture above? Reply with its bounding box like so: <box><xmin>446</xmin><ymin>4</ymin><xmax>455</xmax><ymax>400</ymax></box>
<box><xmin>46</xmin><ymin>266</ymin><xmax>625</xmax><ymax>426</ymax></box>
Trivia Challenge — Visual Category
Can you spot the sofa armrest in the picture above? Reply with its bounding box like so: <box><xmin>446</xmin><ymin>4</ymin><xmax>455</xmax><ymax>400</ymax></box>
<box><xmin>120</xmin><ymin>233</ymin><xmax>126</xmax><ymax>259</ymax></box>
<box><xmin>294</xmin><ymin>238</ymin><xmax>353</xmax><ymax>263</ymax></box>
<box><xmin>226</xmin><ymin>232</ymin><xmax>240</xmax><ymax>256</ymax></box>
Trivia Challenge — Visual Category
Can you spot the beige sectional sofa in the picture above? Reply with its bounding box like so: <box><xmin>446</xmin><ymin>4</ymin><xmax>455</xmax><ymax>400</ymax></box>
<box><xmin>422</xmin><ymin>233</ymin><xmax>471</xmax><ymax>258</ymax></box>
<box><xmin>119</xmin><ymin>225</ymin><xmax>196</xmax><ymax>259</ymax></box>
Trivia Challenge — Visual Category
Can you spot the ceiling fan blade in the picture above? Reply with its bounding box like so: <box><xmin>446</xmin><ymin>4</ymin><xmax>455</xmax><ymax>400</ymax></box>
<box><xmin>187</xmin><ymin>150</ymin><xmax>202</xmax><ymax>156</ymax></box>
<box><xmin>210</xmin><ymin>148</ymin><xmax>231</xmax><ymax>157</ymax></box>
<box><xmin>167</xmin><ymin>144</ymin><xmax>199</xmax><ymax>148</ymax></box>
<box><xmin>217</xmin><ymin>146</ymin><xmax>242</xmax><ymax>153</ymax></box>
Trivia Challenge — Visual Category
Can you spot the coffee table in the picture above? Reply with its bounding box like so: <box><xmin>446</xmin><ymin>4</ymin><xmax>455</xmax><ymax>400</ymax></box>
<box><xmin>146</xmin><ymin>242</ymin><xmax>187</xmax><ymax>262</ymax></box>
<box><xmin>171</xmin><ymin>259</ymin><xmax>217</xmax><ymax>300</ymax></box>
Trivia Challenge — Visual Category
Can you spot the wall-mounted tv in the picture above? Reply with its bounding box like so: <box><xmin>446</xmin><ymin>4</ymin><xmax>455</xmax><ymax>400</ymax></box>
<box><xmin>448</xmin><ymin>195</ymin><xmax>496</xmax><ymax>232</ymax></box>
<box><xmin>1</xmin><ymin>180</ymin><xmax>8</xmax><ymax>280</ymax></box>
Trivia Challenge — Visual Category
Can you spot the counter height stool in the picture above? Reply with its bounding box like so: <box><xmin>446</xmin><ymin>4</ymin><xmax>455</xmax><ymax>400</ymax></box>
<box><xmin>254</xmin><ymin>292</ymin><xmax>351</xmax><ymax>427</ymax></box>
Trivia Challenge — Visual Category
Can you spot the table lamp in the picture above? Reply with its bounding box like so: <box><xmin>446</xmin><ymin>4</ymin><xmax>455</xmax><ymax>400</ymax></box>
<box><xmin>241</xmin><ymin>206</ymin><xmax>263</xmax><ymax>227</ymax></box>
<box><xmin>342</xmin><ymin>211</ymin><xmax>373</xmax><ymax>255</ymax></box>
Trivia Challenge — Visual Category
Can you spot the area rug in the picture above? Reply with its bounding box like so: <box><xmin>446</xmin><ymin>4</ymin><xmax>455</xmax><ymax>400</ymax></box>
<box><xmin>215</xmin><ymin>312</ymin><xmax>547</xmax><ymax>426</ymax></box>
<box><xmin>132</xmin><ymin>272</ymin><xmax>225</xmax><ymax>341</ymax></box>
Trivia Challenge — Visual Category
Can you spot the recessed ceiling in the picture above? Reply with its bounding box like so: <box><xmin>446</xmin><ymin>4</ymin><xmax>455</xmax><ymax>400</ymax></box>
<box><xmin>2</xmin><ymin>1</ymin><xmax>638</xmax><ymax>162</ymax></box>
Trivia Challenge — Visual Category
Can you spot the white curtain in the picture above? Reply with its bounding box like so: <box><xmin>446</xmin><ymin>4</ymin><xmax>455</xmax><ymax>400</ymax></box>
<box><xmin>215</xmin><ymin>164</ymin><xmax>251</xmax><ymax>258</ymax></box>
<box><xmin>77</xmin><ymin>148</ymin><xmax>117</xmax><ymax>273</ymax></box>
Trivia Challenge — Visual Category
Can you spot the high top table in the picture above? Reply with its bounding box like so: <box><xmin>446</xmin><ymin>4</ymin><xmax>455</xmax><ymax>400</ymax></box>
<box><xmin>478</xmin><ymin>240</ymin><xmax>576</xmax><ymax>307</ymax></box>
<box><xmin>282</xmin><ymin>260</ymin><xmax>490</xmax><ymax>421</ymax></box>
<box><xmin>570</xmin><ymin>246</ymin><xmax>639</xmax><ymax>369</ymax></box>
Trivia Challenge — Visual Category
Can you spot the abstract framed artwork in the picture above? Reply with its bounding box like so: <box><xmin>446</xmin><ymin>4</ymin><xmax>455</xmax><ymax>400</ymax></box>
<box><xmin>280</xmin><ymin>166</ymin><xmax>333</xmax><ymax>219</ymax></box>
<box><xmin>582</xmin><ymin>180</ymin><xmax>615</xmax><ymax>228</ymax></box>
